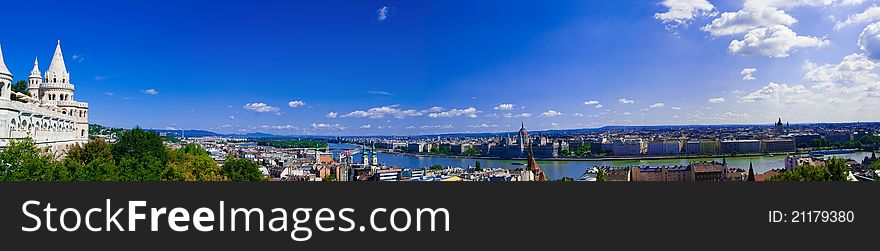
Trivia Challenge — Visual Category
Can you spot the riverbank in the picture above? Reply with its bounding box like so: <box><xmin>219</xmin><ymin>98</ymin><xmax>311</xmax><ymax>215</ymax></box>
<box><xmin>379</xmin><ymin>150</ymin><xmax>800</xmax><ymax>162</ymax></box>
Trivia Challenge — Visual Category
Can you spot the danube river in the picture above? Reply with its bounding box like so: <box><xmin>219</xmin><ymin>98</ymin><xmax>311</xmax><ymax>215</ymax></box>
<box><xmin>331</xmin><ymin>144</ymin><xmax>874</xmax><ymax>180</ymax></box>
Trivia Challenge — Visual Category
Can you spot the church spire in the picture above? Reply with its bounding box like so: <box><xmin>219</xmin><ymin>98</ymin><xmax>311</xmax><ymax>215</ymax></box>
<box><xmin>0</xmin><ymin>44</ymin><xmax>10</xmax><ymax>76</ymax></box>
<box><xmin>46</xmin><ymin>40</ymin><xmax>68</xmax><ymax>79</ymax></box>
<box><xmin>747</xmin><ymin>162</ymin><xmax>755</xmax><ymax>182</ymax></box>
<box><xmin>29</xmin><ymin>57</ymin><xmax>40</xmax><ymax>77</ymax></box>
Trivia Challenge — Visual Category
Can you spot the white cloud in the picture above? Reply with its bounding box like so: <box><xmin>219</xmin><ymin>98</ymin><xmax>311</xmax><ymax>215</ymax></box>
<box><xmin>142</xmin><ymin>89</ymin><xmax>159</xmax><ymax>95</ymax></box>
<box><xmin>802</xmin><ymin>53</ymin><xmax>880</xmax><ymax>100</ymax></box>
<box><xmin>367</xmin><ymin>90</ymin><xmax>393</xmax><ymax>96</ymax></box>
<box><xmin>649</xmin><ymin>102</ymin><xmax>665</xmax><ymax>108</ymax></box>
<box><xmin>835</xmin><ymin>6</ymin><xmax>880</xmax><ymax>30</ymax></box>
<box><xmin>582</xmin><ymin>100</ymin><xmax>600</xmax><ymax>106</ymax></box>
<box><xmin>494</xmin><ymin>103</ymin><xmax>515</xmax><ymax>110</ymax></box>
<box><xmin>420</xmin><ymin>125</ymin><xmax>453</xmax><ymax>129</ymax></box>
<box><xmin>672</xmin><ymin>106</ymin><xmax>682</xmax><ymax>110</ymax></box>
<box><xmin>341</xmin><ymin>105</ymin><xmax>423</xmax><ymax>119</ymax></box>
<box><xmin>377</xmin><ymin>6</ymin><xmax>391</xmax><ymax>21</ymax></box>
<box><xmin>654</xmin><ymin>0</ymin><xmax>717</xmax><ymax>28</ymax></box>
<box><xmin>859</xmin><ymin>22</ymin><xmax>880</xmax><ymax>60</ymax></box>
<box><xmin>623</xmin><ymin>112</ymin><xmax>632</xmax><ymax>116</ymax></box>
<box><xmin>287</xmin><ymin>100</ymin><xmax>305</xmax><ymax>107</ymax></box>
<box><xmin>325</xmin><ymin>112</ymin><xmax>338</xmax><ymax>118</ymax></box>
<box><xmin>540</xmin><ymin>110</ymin><xmax>563</xmax><ymax>117</ymax></box>
<box><xmin>708</xmin><ymin>97</ymin><xmax>726</xmax><ymax>103</ymax></box>
<box><xmin>423</xmin><ymin>106</ymin><xmax>445</xmax><ymax>113</ymax></box>
<box><xmin>702</xmin><ymin>7</ymin><xmax>797</xmax><ymax>37</ymax></box>
<box><xmin>573</xmin><ymin>112</ymin><xmax>585</xmax><ymax>117</ymax></box>
<box><xmin>739</xmin><ymin>82</ymin><xmax>816</xmax><ymax>104</ymax></box>
<box><xmin>729</xmin><ymin>25</ymin><xmax>829</xmax><ymax>58</ymax></box>
<box><xmin>741</xmin><ymin>68</ymin><xmax>758</xmax><ymax>80</ymax></box>
<box><xmin>428</xmin><ymin>107</ymin><xmax>479</xmax><ymax>118</ymax></box>
<box><xmin>469</xmin><ymin>123</ymin><xmax>499</xmax><ymax>128</ymax></box>
<box><xmin>617</xmin><ymin>98</ymin><xmax>635</xmax><ymax>104</ymax></box>
<box><xmin>244</xmin><ymin>102</ymin><xmax>280</xmax><ymax>113</ymax></box>
<box><xmin>745</xmin><ymin>0</ymin><xmax>866</xmax><ymax>9</ymax></box>
<box><xmin>513</xmin><ymin>113</ymin><xmax>532</xmax><ymax>118</ymax></box>
<box><xmin>360</xmin><ymin>124</ymin><xmax>372</xmax><ymax>129</ymax></box>
<box><xmin>311</xmin><ymin>123</ymin><xmax>346</xmax><ymax>130</ymax></box>
<box><xmin>264</xmin><ymin>125</ymin><xmax>298</xmax><ymax>130</ymax></box>
<box><xmin>594</xmin><ymin>104</ymin><xmax>604</xmax><ymax>108</ymax></box>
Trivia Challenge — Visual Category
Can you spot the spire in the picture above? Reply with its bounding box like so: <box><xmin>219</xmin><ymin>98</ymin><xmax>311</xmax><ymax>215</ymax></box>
<box><xmin>747</xmin><ymin>162</ymin><xmax>756</xmax><ymax>182</ymax></box>
<box><xmin>29</xmin><ymin>57</ymin><xmax>41</xmax><ymax>78</ymax></box>
<box><xmin>46</xmin><ymin>40</ymin><xmax>68</xmax><ymax>77</ymax></box>
<box><xmin>0</xmin><ymin>44</ymin><xmax>10</xmax><ymax>76</ymax></box>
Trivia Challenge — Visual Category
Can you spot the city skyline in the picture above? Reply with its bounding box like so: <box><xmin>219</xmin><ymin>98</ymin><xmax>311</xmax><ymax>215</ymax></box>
<box><xmin>1</xmin><ymin>0</ymin><xmax>880</xmax><ymax>136</ymax></box>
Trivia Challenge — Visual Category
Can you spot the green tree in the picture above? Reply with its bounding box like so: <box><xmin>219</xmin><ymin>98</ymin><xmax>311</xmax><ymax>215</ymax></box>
<box><xmin>596</xmin><ymin>168</ymin><xmax>606</xmax><ymax>182</ymax></box>
<box><xmin>556</xmin><ymin>176</ymin><xmax>574</xmax><ymax>181</ymax></box>
<box><xmin>178</xmin><ymin>143</ymin><xmax>208</xmax><ymax>156</ymax></box>
<box><xmin>463</xmin><ymin>148</ymin><xmax>482</xmax><ymax>156</ymax></box>
<box><xmin>10</xmin><ymin>80</ymin><xmax>30</xmax><ymax>101</ymax></box>
<box><xmin>111</xmin><ymin>127</ymin><xmax>169</xmax><ymax>181</ymax></box>
<box><xmin>474</xmin><ymin>161</ymin><xmax>482</xmax><ymax>171</ymax></box>
<box><xmin>768</xmin><ymin>165</ymin><xmax>831</xmax><ymax>181</ymax></box>
<box><xmin>0</xmin><ymin>138</ymin><xmax>68</xmax><ymax>181</ymax></box>
<box><xmin>66</xmin><ymin>139</ymin><xmax>114</xmax><ymax>166</ymax></box>
<box><xmin>64</xmin><ymin>139</ymin><xmax>118</xmax><ymax>181</ymax></box>
<box><xmin>826</xmin><ymin>158</ymin><xmax>850</xmax><ymax>181</ymax></box>
<box><xmin>324</xmin><ymin>173</ymin><xmax>337</xmax><ymax>181</ymax></box>
<box><xmin>168</xmin><ymin>153</ymin><xmax>224</xmax><ymax>181</ymax></box>
<box><xmin>428</xmin><ymin>165</ymin><xmax>444</xmax><ymax>170</ymax></box>
<box><xmin>220</xmin><ymin>158</ymin><xmax>264</xmax><ymax>181</ymax></box>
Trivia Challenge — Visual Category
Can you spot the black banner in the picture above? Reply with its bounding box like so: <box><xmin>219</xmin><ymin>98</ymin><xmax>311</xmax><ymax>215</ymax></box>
<box><xmin>0</xmin><ymin>183</ymin><xmax>876</xmax><ymax>249</ymax></box>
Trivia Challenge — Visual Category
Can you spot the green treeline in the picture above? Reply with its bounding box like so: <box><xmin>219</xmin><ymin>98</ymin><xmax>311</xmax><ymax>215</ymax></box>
<box><xmin>0</xmin><ymin>128</ymin><xmax>264</xmax><ymax>181</ymax></box>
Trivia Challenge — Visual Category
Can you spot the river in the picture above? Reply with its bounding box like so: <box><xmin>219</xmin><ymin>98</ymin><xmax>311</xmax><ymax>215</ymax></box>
<box><xmin>330</xmin><ymin>144</ymin><xmax>875</xmax><ymax>180</ymax></box>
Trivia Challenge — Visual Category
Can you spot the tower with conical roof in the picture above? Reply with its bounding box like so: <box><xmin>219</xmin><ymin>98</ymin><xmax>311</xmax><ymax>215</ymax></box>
<box><xmin>42</xmin><ymin>41</ymin><xmax>75</xmax><ymax>104</ymax></box>
<box><xmin>28</xmin><ymin>57</ymin><xmax>42</xmax><ymax>99</ymax></box>
<box><xmin>747</xmin><ymin>162</ymin><xmax>756</xmax><ymax>181</ymax></box>
<box><xmin>518</xmin><ymin>122</ymin><xmax>529</xmax><ymax>154</ymax></box>
<box><xmin>0</xmin><ymin>44</ymin><xmax>12</xmax><ymax>101</ymax></box>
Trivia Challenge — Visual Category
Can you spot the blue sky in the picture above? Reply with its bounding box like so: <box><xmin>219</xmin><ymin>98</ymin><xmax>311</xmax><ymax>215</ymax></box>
<box><xmin>1</xmin><ymin>0</ymin><xmax>880</xmax><ymax>136</ymax></box>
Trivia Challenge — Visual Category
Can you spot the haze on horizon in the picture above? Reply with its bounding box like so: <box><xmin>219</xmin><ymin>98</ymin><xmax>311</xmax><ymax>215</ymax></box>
<box><xmin>2</xmin><ymin>0</ymin><xmax>880</xmax><ymax>136</ymax></box>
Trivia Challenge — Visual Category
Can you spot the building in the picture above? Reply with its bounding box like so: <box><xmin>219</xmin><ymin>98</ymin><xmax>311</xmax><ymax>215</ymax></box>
<box><xmin>761</xmin><ymin>139</ymin><xmax>796</xmax><ymax>153</ymax></box>
<box><xmin>646</xmin><ymin>140</ymin><xmax>681</xmax><ymax>156</ymax></box>
<box><xmin>774</xmin><ymin>118</ymin><xmax>785</xmax><ymax>135</ymax></box>
<box><xmin>376</xmin><ymin>168</ymin><xmax>402</xmax><ymax>181</ymax></box>
<box><xmin>685</xmin><ymin>140</ymin><xmax>716</xmax><ymax>155</ymax></box>
<box><xmin>825</xmin><ymin>131</ymin><xmax>853</xmax><ymax>143</ymax></box>
<box><xmin>631</xmin><ymin>166</ymin><xmax>692</xmax><ymax>181</ymax></box>
<box><xmin>691</xmin><ymin>162</ymin><xmax>727</xmax><ymax>181</ymax></box>
<box><xmin>612</xmin><ymin>139</ymin><xmax>643</xmax><ymax>156</ymax></box>
<box><xmin>720</xmin><ymin>140</ymin><xmax>761</xmax><ymax>154</ymax></box>
<box><xmin>0</xmin><ymin>41</ymin><xmax>89</xmax><ymax>152</ymax></box>
<box><xmin>784</xmin><ymin>155</ymin><xmax>827</xmax><ymax>171</ymax></box>
<box><xmin>407</xmin><ymin>143</ymin><xmax>429</xmax><ymax>153</ymax></box>
<box><xmin>792</xmin><ymin>134</ymin><xmax>821</xmax><ymax>147</ymax></box>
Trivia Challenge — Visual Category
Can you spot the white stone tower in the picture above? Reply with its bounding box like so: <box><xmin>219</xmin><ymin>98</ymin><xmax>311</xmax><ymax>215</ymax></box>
<box><xmin>43</xmin><ymin>41</ymin><xmax>71</xmax><ymax>102</ymax></box>
<box><xmin>28</xmin><ymin>57</ymin><xmax>42</xmax><ymax>99</ymax></box>
<box><xmin>42</xmin><ymin>40</ymin><xmax>75</xmax><ymax>103</ymax></box>
<box><xmin>0</xmin><ymin>44</ymin><xmax>12</xmax><ymax>101</ymax></box>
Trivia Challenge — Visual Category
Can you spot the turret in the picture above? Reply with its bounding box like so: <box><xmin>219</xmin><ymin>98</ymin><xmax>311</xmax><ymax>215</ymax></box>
<box><xmin>0</xmin><ymin>44</ymin><xmax>12</xmax><ymax>101</ymax></box>
<box><xmin>28</xmin><ymin>57</ymin><xmax>42</xmax><ymax>99</ymax></box>
<box><xmin>42</xmin><ymin>40</ymin><xmax>74</xmax><ymax>102</ymax></box>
